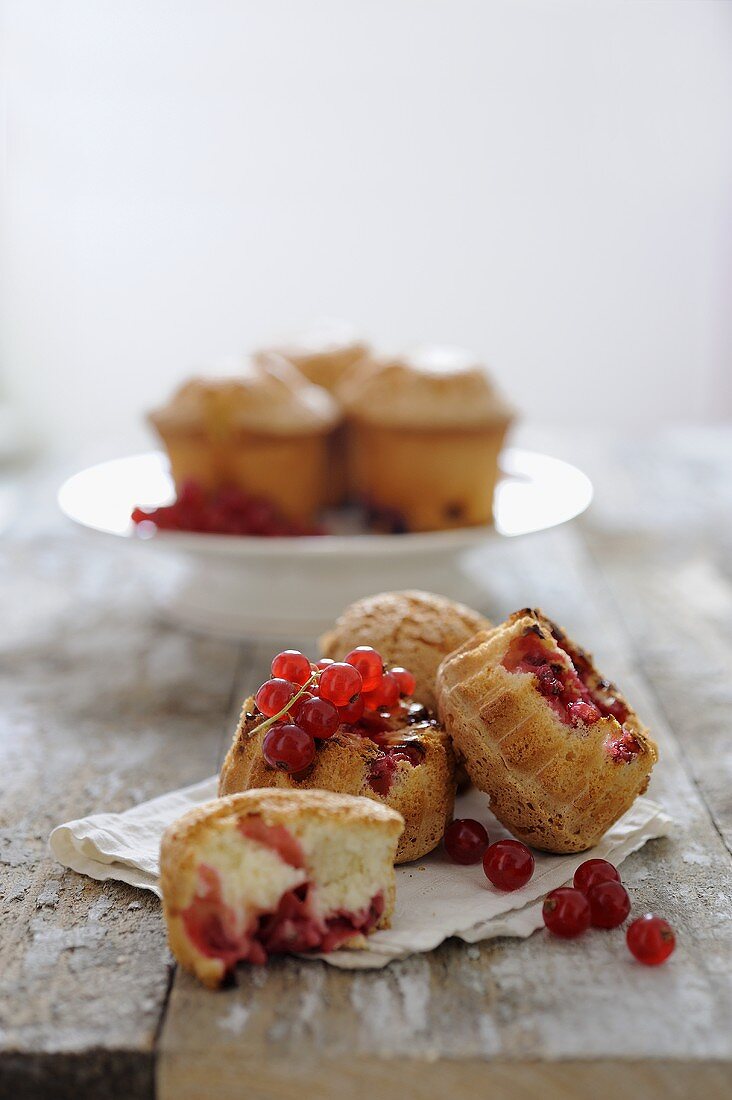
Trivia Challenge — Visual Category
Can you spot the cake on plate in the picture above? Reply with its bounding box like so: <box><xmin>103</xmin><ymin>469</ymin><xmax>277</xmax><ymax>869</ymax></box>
<box><xmin>260</xmin><ymin>319</ymin><xmax>369</xmax><ymax>394</ymax></box>
<box><xmin>148</xmin><ymin>353</ymin><xmax>339</xmax><ymax>524</ymax></box>
<box><xmin>338</xmin><ymin>346</ymin><xmax>513</xmax><ymax>531</ymax></box>
<box><xmin>258</xmin><ymin>321</ymin><xmax>369</xmax><ymax>505</ymax></box>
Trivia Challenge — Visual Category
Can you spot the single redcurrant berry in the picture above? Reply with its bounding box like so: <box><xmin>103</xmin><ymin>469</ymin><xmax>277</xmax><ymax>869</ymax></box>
<box><xmin>390</xmin><ymin>666</ymin><xmax>416</xmax><ymax>697</ymax></box>
<box><xmin>289</xmin><ymin>691</ymin><xmax>315</xmax><ymax>721</ymax></box>
<box><xmin>361</xmin><ymin>688</ymin><xmax>383</xmax><ymax>711</ymax></box>
<box><xmin>588</xmin><ymin>880</ymin><xmax>631</xmax><ymax>929</ymax></box>
<box><xmin>338</xmin><ymin>695</ymin><xmax>365</xmax><ymax>724</ymax></box>
<box><xmin>344</xmin><ymin>647</ymin><xmax>384</xmax><ymax>692</ymax></box>
<box><xmin>271</xmin><ymin>650</ymin><xmax>312</xmax><ymax>686</ymax></box>
<box><xmin>483</xmin><ymin>839</ymin><xmax>535</xmax><ymax>890</ymax></box>
<box><xmin>297</xmin><ymin>697</ymin><xmax>340</xmax><ymax>740</ymax></box>
<box><xmin>542</xmin><ymin>887</ymin><xmax>591</xmax><ymax>938</ymax></box>
<box><xmin>319</xmin><ymin>662</ymin><xmax>363</xmax><ymax>707</ymax></box>
<box><xmin>363</xmin><ymin>673</ymin><xmax>400</xmax><ymax>711</ymax></box>
<box><xmin>573</xmin><ymin>858</ymin><xmax>621</xmax><ymax>895</ymax></box>
<box><xmin>376</xmin><ymin>672</ymin><xmax>400</xmax><ymax>708</ymax></box>
<box><xmin>443</xmin><ymin>819</ymin><xmax>490</xmax><ymax>865</ymax></box>
<box><xmin>626</xmin><ymin>914</ymin><xmax>676</xmax><ymax>965</ymax></box>
<box><xmin>567</xmin><ymin>699</ymin><xmax>601</xmax><ymax>726</ymax></box>
<box><xmin>316</xmin><ymin>658</ymin><xmax>335</xmax><ymax>670</ymax></box>
<box><xmin>262</xmin><ymin>723</ymin><xmax>316</xmax><ymax>772</ymax></box>
<box><xmin>367</xmin><ymin>753</ymin><xmax>397</xmax><ymax>796</ymax></box>
<box><xmin>255</xmin><ymin>678</ymin><xmax>297</xmax><ymax>718</ymax></box>
<box><xmin>390</xmin><ymin>742</ymin><xmax>424</xmax><ymax>766</ymax></box>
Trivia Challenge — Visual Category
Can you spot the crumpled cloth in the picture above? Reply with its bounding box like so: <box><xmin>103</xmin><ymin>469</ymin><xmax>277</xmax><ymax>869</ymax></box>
<box><xmin>49</xmin><ymin>778</ymin><xmax>671</xmax><ymax>969</ymax></box>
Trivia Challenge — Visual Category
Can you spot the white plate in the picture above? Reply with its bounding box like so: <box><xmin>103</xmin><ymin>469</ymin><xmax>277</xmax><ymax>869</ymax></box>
<box><xmin>58</xmin><ymin>449</ymin><xmax>592</xmax><ymax>637</ymax></box>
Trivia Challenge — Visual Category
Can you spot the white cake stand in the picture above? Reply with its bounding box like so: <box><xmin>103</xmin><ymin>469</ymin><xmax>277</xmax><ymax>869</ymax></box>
<box><xmin>58</xmin><ymin>448</ymin><xmax>592</xmax><ymax>638</ymax></box>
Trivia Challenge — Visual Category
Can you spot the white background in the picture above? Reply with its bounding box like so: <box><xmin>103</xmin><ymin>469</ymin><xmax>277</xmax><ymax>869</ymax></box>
<box><xmin>1</xmin><ymin>0</ymin><xmax>731</xmax><ymax>452</ymax></box>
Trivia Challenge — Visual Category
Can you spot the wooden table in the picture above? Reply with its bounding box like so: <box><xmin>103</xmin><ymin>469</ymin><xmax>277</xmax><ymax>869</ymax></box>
<box><xmin>2</xmin><ymin>428</ymin><xmax>731</xmax><ymax>1099</ymax></box>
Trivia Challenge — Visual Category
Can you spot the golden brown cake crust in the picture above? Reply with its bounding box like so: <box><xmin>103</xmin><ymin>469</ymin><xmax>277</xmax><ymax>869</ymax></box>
<box><xmin>149</xmin><ymin>356</ymin><xmax>339</xmax><ymax>438</ymax></box>
<box><xmin>219</xmin><ymin>697</ymin><xmax>456</xmax><ymax>864</ymax></box>
<box><xmin>437</xmin><ymin>608</ymin><xmax>658</xmax><ymax>853</ymax></box>
<box><xmin>320</xmin><ymin>590</ymin><xmax>491</xmax><ymax>711</ymax></box>
<box><xmin>262</xmin><ymin>320</ymin><xmax>370</xmax><ymax>393</ymax></box>
<box><xmin>163</xmin><ymin>787</ymin><xmax>404</xmax><ymax>850</ymax></box>
<box><xmin>339</xmin><ymin>347</ymin><xmax>513</xmax><ymax>429</ymax></box>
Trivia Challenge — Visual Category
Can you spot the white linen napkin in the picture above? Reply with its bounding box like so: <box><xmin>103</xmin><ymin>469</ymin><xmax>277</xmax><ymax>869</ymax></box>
<box><xmin>49</xmin><ymin>779</ymin><xmax>671</xmax><ymax>969</ymax></box>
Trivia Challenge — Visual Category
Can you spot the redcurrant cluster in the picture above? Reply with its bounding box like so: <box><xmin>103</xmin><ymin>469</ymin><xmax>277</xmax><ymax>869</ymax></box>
<box><xmin>542</xmin><ymin>858</ymin><xmax>676</xmax><ymax>964</ymax></box>
<box><xmin>131</xmin><ymin>479</ymin><xmax>324</xmax><ymax>537</ymax></box>
<box><xmin>251</xmin><ymin>646</ymin><xmax>418</xmax><ymax>775</ymax></box>
<box><xmin>443</xmin><ymin>823</ymin><xmax>676</xmax><ymax>965</ymax></box>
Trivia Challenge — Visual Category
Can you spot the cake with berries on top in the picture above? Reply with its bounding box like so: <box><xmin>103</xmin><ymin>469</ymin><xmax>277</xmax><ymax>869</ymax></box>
<box><xmin>338</xmin><ymin>346</ymin><xmax>513</xmax><ymax>531</ymax></box>
<box><xmin>436</xmin><ymin>609</ymin><xmax>658</xmax><ymax>853</ymax></box>
<box><xmin>147</xmin><ymin>353</ymin><xmax>339</xmax><ymax>525</ymax></box>
<box><xmin>160</xmin><ymin>788</ymin><xmax>402</xmax><ymax>988</ymax></box>
<box><xmin>219</xmin><ymin>646</ymin><xmax>456</xmax><ymax>864</ymax></box>
<box><xmin>320</xmin><ymin>590</ymin><xmax>491</xmax><ymax>711</ymax></box>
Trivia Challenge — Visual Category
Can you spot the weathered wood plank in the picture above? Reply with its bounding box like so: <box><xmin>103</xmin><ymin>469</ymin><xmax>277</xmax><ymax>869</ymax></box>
<box><xmin>158</xmin><ymin>1056</ymin><xmax>732</xmax><ymax>1100</ymax></box>
<box><xmin>577</xmin><ymin>427</ymin><xmax>732</xmax><ymax>853</ymax></box>
<box><xmin>0</xmin><ymin>527</ymin><xmax>241</xmax><ymax>1099</ymax></box>
<box><xmin>158</xmin><ymin>517</ymin><xmax>732</xmax><ymax>1099</ymax></box>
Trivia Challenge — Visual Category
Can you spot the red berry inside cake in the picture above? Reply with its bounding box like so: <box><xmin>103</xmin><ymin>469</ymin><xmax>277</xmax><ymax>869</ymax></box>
<box><xmin>160</xmin><ymin>789</ymin><xmax>403</xmax><ymax>988</ymax></box>
<box><xmin>501</xmin><ymin>626</ymin><xmax>642</xmax><ymax>765</ymax></box>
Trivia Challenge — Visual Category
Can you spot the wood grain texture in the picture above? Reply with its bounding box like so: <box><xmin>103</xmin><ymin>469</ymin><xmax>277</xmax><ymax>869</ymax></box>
<box><xmin>0</xmin><ymin>524</ymin><xmax>241</xmax><ymax>1099</ymax></box>
<box><xmin>2</xmin><ymin>431</ymin><xmax>732</xmax><ymax>1099</ymax></box>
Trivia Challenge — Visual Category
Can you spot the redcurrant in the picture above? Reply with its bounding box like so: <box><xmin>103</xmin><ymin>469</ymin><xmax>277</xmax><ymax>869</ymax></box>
<box><xmin>626</xmin><ymin>914</ymin><xmax>676</xmax><ymax>965</ymax></box>
<box><xmin>344</xmin><ymin>646</ymin><xmax>383</xmax><ymax>692</ymax></box>
<box><xmin>376</xmin><ymin>672</ymin><xmax>400</xmax><ymax>708</ymax></box>
<box><xmin>316</xmin><ymin>658</ymin><xmax>335</xmax><ymax>671</ymax></box>
<box><xmin>573</xmin><ymin>858</ymin><xmax>621</xmax><ymax>895</ymax></box>
<box><xmin>289</xmin><ymin>691</ymin><xmax>315</xmax><ymax>721</ymax></box>
<box><xmin>444</xmin><ymin>819</ymin><xmax>489</xmax><ymax>865</ymax></box>
<box><xmin>262</xmin><ymin>723</ymin><xmax>316</xmax><ymax>772</ymax></box>
<box><xmin>483</xmin><ymin>839</ymin><xmax>535</xmax><ymax>890</ymax></box>
<box><xmin>271</xmin><ymin>650</ymin><xmax>311</xmax><ymax>686</ymax></box>
<box><xmin>362</xmin><ymin>672</ymin><xmax>400</xmax><ymax>711</ymax></box>
<box><xmin>367</xmin><ymin>753</ymin><xmax>397</xmax><ymax>796</ymax></box>
<box><xmin>297</xmin><ymin>697</ymin><xmax>340</xmax><ymax>740</ymax></box>
<box><xmin>567</xmin><ymin>699</ymin><xmax>601</xmax><ymax>726</ymax></box>
<box><xmin>390</xmin><ymin>742</ymin><xmax>424</xmax><ymax>766</ymax></box>
<box><xmin>319</xmin><ymin>662</ymin><xmax>363</xmax><ymax>707</ymax></box>
<box><xmin>390</xmin><ymin>667</ymin><xmax>416</xmax><ymax>697</ymax></box>
<box><xmin>338</xmin><ymin>696</ymin><xmax>365</xmax><ymax>724</ymax></box>
<box><xmin>255</xmin><ymin>678</ymin><xmax>297</xmax><ymax>718</ymax></box>
<box><xmin>542</xmin><ymin>887</ymin><xmax>591</xmax><ymax>938</ymax></box>
<box><xmin>588</xmin><ymin>880</ymin><xmax>631</xmax><ymax>929</ymax></box>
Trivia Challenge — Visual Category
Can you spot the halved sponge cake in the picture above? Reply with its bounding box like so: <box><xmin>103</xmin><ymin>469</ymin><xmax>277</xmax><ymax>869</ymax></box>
<box><xmin>160</xmin><ymin>788</ymin><xmax>403</xmax><ymax>988</ymax></box>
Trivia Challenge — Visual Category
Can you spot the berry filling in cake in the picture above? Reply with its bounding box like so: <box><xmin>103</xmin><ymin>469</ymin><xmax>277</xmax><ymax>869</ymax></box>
<box><xmin>364</xmin><ymin>730</ymin><xmax>428</xmax><ymax>795</ymax></box>
<box><xmin>237</xmin><ymin>816</ymin><xmax>305</xmax><ymax>868</ymax></box>
<box><xmin>502</xmin><ymin>629</ymin><xmax>639</xmax><ymax>761</ymax></box>
<box><xmin>181</xmin><ymin>864</ymin><xmax>384</xmax><ymax>969</ymax></box>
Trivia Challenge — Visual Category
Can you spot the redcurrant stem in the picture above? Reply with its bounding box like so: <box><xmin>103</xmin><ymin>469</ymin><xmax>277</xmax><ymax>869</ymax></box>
<box><xmin>248</xmin><ymin>672</ymin><xmax>319</xmax><ymax>740</ymax></box>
